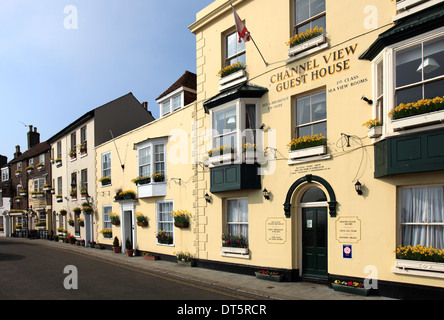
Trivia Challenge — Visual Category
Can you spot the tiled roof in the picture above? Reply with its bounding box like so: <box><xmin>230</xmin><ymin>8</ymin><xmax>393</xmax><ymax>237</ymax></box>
<box><xmin>156</xmin><ymin>71</ymin><xmax>197</xmax><ymax>101</ymax></box>
<box><xmin>9</xmin><ymin>141</ymin><xmax>50</xmax><ymax>164</ymax></box>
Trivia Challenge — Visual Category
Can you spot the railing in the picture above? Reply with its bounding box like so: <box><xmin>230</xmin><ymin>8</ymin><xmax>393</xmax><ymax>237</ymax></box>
<box><xmin>13</xmin><ymin>229</ymin><xmax>48</xmax><ymax>239</ymax></box>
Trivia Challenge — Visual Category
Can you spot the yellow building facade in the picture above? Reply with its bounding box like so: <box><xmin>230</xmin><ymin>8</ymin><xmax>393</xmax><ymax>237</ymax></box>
<box><xmin>187</xmin><ymin>0</ymin><xmax>444</xmax><ymax>299</ymax></box>
<box><xmin>94</xmin><ymin>0</ymin><xmax>444</xmax><ymax>299</ymax></box>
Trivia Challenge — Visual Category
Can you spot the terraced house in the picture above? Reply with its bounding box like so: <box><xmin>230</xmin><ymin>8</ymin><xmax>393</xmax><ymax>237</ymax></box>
<box><xmin>1</xmin><ymin>127</ymin><xmax>51</xmax><ymax>238</ymax></box>
<box><xmin>93</xmin><ymin>71</ymin><xmax>197</xmax><ymax>254</ymax></box>
<box><xmin>48</xmin><ymin>93</ymin><xmax>154</xmax><ymax>245</ymax></box>
<box><xmin>186</xmin><ymin>0</ymin><xmax>444</xmax><ymax>299</ymax></box>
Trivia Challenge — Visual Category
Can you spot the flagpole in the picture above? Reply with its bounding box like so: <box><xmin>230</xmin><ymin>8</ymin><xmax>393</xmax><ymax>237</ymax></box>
<box><xmin>230</xmin><ymin>3</ymin><xmax>268</xmax><ymax>67</ymax></box>
<box><xmin>249</xmin><ymin>35</ymin><xmax>268</xmax><ymax>67</ymax></box>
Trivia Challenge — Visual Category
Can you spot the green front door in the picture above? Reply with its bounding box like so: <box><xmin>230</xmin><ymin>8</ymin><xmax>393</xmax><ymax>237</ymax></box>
<box><xmin>302</xmin><ymin>207</ymin><xmax>327</xmax><ymax>278</ymax></box>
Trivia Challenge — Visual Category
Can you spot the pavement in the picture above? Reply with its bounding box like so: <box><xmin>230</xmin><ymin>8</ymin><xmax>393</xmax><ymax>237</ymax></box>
<box><xmin>4</xmin><ymin>237</ymin><xmax>395</xmax><ymax>300</ymax></box>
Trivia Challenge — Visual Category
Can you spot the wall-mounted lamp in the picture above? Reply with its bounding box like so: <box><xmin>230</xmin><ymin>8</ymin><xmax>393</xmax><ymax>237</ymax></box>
<box><xmin>204</xmin><ymin>193</ymin><xmax>211</xmax><ymax>203</ymax></box>
<box><xmin>361</xmin><ymin>96</ymin><xmax>373</xmax><ymax>105</ymax></box>
<box><xmin>262</xmin><ymin>188</ymin><xmax>270</xmax><ymax>200</ymax></box>
<box><xmin>355</xmin><ymin>181</ymin><xmax>363</xmax><ymax>195</ymax></box>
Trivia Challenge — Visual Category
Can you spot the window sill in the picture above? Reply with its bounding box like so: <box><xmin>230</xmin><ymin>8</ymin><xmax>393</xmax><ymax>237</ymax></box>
<box><xmin>393</xmin><ymin>0</ymin><xmax>439</xmax><ymax>21</ymax></box>
<box><xmin>287</xmin><ymin>145</ymin><xmax>328</xmax><ymax>164</ymax></box>
<box><xmin>219</xmin><ymin>69</ymin><xmax>247</xmax><ymax>91</ymax></box>
<box><xmin>220</xmin><ymin>246</ymin><xmax>250</xmax><ymax>259</ymax></box>
<box><xmin>392</xmin><ymin>110</ymin><xmax>444</xmax><ymax>131</ymax></box>
<box><xmin>157</xmin><ymin>242</ymin><xmax>174</xmax><ymax>247</ymax></box>
<box><xmin>368</xmin><ymin>126</ymin><xmax>382</xmax><ymax>139</ymax></box>
<box><xmin>392</xmin><ymin>259</ymin><xmax>444</xmax><ymax>279</ymax></box>
<box><xmin>138</xmin><ymin>182</ymin><xmax>167</xmax><ymax>198</ymax></box>
<box><xmin>286</xmin><ymin>35</ymin><xmax>328</xmax><ymax>64</ymax></box>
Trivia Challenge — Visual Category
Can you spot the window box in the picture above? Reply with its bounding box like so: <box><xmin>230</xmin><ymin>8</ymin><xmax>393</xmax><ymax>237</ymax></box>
<box><xmin>99</xmin><ymin>177</ymin><xmax>111</xmax><ymax>186</ymax></box>
<box><xmin>208</xmin><ymin>152</ymin><xmax>236</xmax><ymax>165</ymax></box>
<box><xmin>289</xmin><ymin>145</ymin><xmax>327</xmax><ymax>160</ymax></box>
<box><xmin>220</xmin><ymin>246</ymin><xmax>249</xmax><ymax>259</ymax></box>
<box><xmin>392</xmin><ymin>110</ymin><xmax>444</xmax><ymax>131</ymax></box>
<box><xmin>368</xmin><ymin>126</ymin><xmax>382</xmax><ymax>139</ymax></box>
<box><xmin>395</xmin><ymin>259</ymin><xmax>444</xmax><ymax>273</ymax></box>
<box><xmin>396</xmin><ymin>0</ymin><xmax>427</xmax><ymax>11</ymax></box>
<box><xmin>31</xmin><ymin>191</ymin><xmax>44</xmax><ymax>198</ymax></box>
<box><xmin>14</xmin><ymin>196</ymin><xmax>22</xmax><ymax>203</ymax></box>
<box><xmin>37</xmin><ymin>164</ymin><xmax>44</xmax><ymax>171</ymax></box>
<box><xmin>55</xmin><ymin>159</ymin><xmax>62</xmax><ymax>167</ymax></box>
<box><xmin>219</xmin><ymin>69</ymin><xmax>247</xmax><ymax>91</ymax></box>
<box><xmin>56</xmin><ymin>195</ymin><xmax>63</xmax><ymax>203</ymax></box>
<box><xmin>138</xmin><ymin>182</ymin><xmax>167</xmax><ymax>198</ymax></box>
<box><xmin>15</xmin><ymin>170</ymin><xmax>22</xmax><ymax>177</ymax></box>
<box><xmin>393</xmin><ymin>259</ymin><xmax>444</xmax><ymax>279</ymax></box>
<box><xmin>288</xmin><ymin>34</ymin><xmax>326</xmax><ymax>57</ymax></box>
<box><xmin>19</xmin><ymin>190</ymin><xmax>27</xmax><ymax>196</ymax></box>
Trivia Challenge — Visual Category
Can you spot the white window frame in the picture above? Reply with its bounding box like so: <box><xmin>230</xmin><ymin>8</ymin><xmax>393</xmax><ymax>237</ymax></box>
<box><xmin>33</xmin><ymin>177</ymin><xmax>45</xmax><ymax>192</ymax></box>
<box><xmin>101</xmin><ymin>151</ymin><xmax>111</xmax><ymax>180</ymax></box>
<box><xmin>156</xmin><ymin>87</ymin><xmax>190</xmax><ymax>118</ymax></box>
<box><xmin>103</xmin><ymin>205</ymin><xmax>112</xmax><ymax>237</ymax></box>
<box><xmin>224</xmin><ymin>29</ymin><xmax>246</xmax><ymax>67</ymax></box>
<box><xmin>293</xmin><ymin>89</ymin><xmax>327</xmax><ymax>139</ymax></box>
<box><xmin>225</xmin><ymin>198</ymin><xmax>249</xmax><ymax>242</ymax></box>
<box><xmin>372</xmin><ymin>27</ymin><xmax>444</xmax><ymax>138</ymax></box>
<box><xmin>398</xmin><ymin>184</ymin><xmax>444</xmax><ymax>249</ymax></box>
<box><xmin>293</xmin><ymin>0</ymin><xmax>326</xmax><ymax>35</ymax></box>
<box><xmin>137</xmin><ymin>139</ymin><xmax>167</xmax><ymax>182</ymax></box>
<box><xmin>1</xmin><ymin>167</ymin><xmax>9</xmax><ymax>182</ymax></box>
<box><xmin>156</xmin><ymin>200</ymin><xmax>174</xmax><ymax>245</ymax></box>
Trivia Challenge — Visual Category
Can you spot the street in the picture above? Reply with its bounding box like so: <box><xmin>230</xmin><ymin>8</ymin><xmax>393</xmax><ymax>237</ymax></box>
<box><xmin>0</xmin><ymin>238</ymin><xmax>261</xmax><ymax>301</ymax></box>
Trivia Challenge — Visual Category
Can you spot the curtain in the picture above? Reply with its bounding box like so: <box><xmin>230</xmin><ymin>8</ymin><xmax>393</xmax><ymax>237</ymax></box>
<box><xmin>227</xmin><ymin>199</ymin><xmax>248</xmax><ymax>239</ymax></box>
<box><xmin>401</xmin><ymin>186</ymin><xmax>444</xmax><ymax>248</ymax></box>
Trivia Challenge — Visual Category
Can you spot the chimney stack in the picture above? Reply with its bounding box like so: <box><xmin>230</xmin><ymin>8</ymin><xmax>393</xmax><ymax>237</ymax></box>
<box><xmin>27</xmin><ymin>125</ymin><xmax>40</xmax><ymax>150</ymax></box>
<box><xmin>142</xmin><ymin>102</ymin><xmax>148</xmax><ymax>110</ymax></box>
<box><xmin>14</xmin><ymin>145</ymin><xmax>22</xmax><ymax>159</ymax></box>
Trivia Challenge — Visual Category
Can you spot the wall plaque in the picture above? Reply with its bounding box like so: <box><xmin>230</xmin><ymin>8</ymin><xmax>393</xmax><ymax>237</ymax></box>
<box><xmin>336</xmin><ymin>217</ymin><xmax>361</xmax><ymax>243</ymax></box>
<box><xmin>266</xmin><ymin>218</ymin><xmax>287</xmax><ymax>244</ymax></box>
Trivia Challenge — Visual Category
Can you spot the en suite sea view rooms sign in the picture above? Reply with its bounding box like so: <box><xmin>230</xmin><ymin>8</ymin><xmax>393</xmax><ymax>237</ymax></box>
<box><xmin>270</xmin><ymin>43</ymin><xmax>359</xmax><ymax>92</ymax></box>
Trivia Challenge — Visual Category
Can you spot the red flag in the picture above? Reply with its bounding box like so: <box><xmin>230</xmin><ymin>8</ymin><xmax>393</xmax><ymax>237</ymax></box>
<box><xmin>232</xmin><ymin>5</ymin><xmax>250</xmax><ymax>43</ymax></box>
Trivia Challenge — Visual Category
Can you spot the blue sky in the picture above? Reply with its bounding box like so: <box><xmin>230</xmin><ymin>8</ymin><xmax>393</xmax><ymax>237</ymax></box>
<box><xmin>0</xmin><ymin>0</ymin><xmax>213</xmax><ymax>160</ymax></box>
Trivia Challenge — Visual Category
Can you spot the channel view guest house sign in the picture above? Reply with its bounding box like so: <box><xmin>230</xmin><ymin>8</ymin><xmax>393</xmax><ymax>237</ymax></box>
<box><xmin>270</xmin><ymin>43</ymin><xmax>359</xmax><ymax>93</ymax></box>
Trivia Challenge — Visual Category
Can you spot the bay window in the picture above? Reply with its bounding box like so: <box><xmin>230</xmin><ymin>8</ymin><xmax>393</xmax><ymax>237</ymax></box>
<box><xmin>395</xmin><ymin>35</ymin><xmax>444</xmax><ymax>106</ymax></box>
<box><xmin>209</xmin><ymin>98</ymin><xmax>260</xmax><ymax>163</ymax></box>
<box><xmin>213</xmin><ymin>105</ymin><xmax>237</xmax><ymax>151</ymax></box>
<box><xmin>137</xmin><ymin>139</ymin><xmax>166</xmax><ymax>181</ymax></box>
<box><xmin>136</xmin><ymin>139</ymin><xmax>167</xmax><ymax>197</ymax></box>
